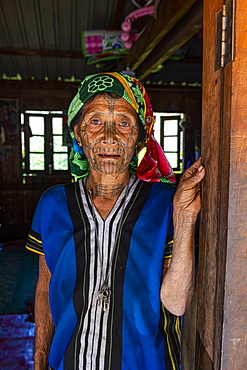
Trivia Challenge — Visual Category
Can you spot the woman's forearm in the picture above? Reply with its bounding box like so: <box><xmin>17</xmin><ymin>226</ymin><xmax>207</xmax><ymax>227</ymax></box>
<box><xmin>34</xmin><ymin>255</ymin><xmax>54</xmax><ymax>370</ymax></box>
<box><xmin>160</xmin><ymin>212</ymin><xmax>197</xmax><ymax>316</ymax></box>
<box><xmin>160</xmin><ymin>158</ymin><xmax>205</xmax><ymax>316</ymax></box>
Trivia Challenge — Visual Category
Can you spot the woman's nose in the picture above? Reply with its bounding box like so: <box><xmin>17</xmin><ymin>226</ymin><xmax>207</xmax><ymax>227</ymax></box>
<box><xmin>103</xmin><ymin>121</ymin><xmax>117</xmax><ymax>144</ymax></box>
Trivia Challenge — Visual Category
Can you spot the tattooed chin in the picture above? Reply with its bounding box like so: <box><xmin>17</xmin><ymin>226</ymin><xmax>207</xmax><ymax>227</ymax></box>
<box><xmin>89</xmin><ymin>156</ymin><xmax>128</xmax><ymax>174</ymax></box>
<box><xmin>96</xmin><ymin>159</ymin><xmax>128</xmax><ymax>174</ymax></box>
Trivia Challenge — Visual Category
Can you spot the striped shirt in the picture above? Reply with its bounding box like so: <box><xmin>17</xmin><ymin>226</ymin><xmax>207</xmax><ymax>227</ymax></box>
<box><xmin>26</xmin><ymin>176</ymin><xmax>182</xmax><ymax>370</ymax></box>
<box><xmin>77</xmin><ymin>176</ymin><xmax>139</xmax><ymax>369</ymax></box>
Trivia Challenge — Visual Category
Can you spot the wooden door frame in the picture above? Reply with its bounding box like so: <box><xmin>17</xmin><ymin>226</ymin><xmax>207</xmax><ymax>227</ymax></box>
<box><xmin>196</xmin><ymin>0</ymin><xmax>247</xmax><ymax>368</ymax></box>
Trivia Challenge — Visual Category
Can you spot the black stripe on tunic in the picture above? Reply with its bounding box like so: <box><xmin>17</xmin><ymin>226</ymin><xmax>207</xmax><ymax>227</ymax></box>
<box><xmin>64</xmin><ymin>182</ymin><xmax>92</xmax><ymax>369</ymax></box>
<box><xmin>109</xmin><ymin>180</ymin><xmax>152</xmax><ymax>369</ymax></box>
<box><xmin>64</xmin><ymin>178</ymin><xmax>153</xmax><ymax>370</ymax></box>
<box><xmin>160</xmin><ymin>305</ymin><xmax>182</xmax><ymax>370</ymax></box>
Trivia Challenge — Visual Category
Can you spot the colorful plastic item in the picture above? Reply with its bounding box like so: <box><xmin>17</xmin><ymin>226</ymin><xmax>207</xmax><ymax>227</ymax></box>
<box><xmin>121</xmin><ymin>6</ymin><xmax>154</xmax><ymax>49</ymax></box>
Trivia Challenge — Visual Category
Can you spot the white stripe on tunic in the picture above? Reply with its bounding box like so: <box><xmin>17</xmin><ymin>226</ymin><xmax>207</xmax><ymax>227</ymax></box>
<box><xmin>78</xmin><ymin>175</ymin><xmax>140</xmax><ymax>370</ymax></box>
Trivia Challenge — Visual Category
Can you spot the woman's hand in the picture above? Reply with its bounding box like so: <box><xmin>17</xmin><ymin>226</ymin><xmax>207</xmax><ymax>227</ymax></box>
<box><xmin>173</xmin><ymin>157</ymin><xmax>205</xmax><ymax>218</ymax></box>
<box><xmin>160</xmin><ymin>158</ymin><xmax>205</xmax><ymax>315</ymax></box>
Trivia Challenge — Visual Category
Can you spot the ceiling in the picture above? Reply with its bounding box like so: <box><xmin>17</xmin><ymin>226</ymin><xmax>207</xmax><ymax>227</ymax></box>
<box><xmin>0</xmin><ymin>0</ymin><xmax>202</xmax><ymax>86</ymax></box>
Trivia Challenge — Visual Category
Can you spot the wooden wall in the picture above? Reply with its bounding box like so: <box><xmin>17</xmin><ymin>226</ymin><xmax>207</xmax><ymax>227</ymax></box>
<box><xmin>0</xmin><ymin>80</ymin><xmax>78</xmax><ymax>239</ymax></box>
<box><xmin>196</xmin><ymin>0</ymin><xmax>247</xmax><ymax>367</ymax></box>
<box><xmin>0</xmin><ymin>79</ymin><xmax>201</xmax><ymax>239</ymax></box>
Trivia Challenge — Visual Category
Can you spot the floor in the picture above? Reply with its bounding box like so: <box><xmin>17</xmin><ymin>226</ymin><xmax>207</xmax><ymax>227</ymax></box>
<box><xmin>0</xmin><ymin>240</ymin><xmax>35</xmax><ymax>370</ymax></box>
<box><xmin>0</xmin><ymin>314</ymin><xmax>35</xmax><ymax>370</ymax></box>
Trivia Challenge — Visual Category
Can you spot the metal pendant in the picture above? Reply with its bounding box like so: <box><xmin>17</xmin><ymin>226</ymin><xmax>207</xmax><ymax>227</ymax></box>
<box><xmin>97</xmin><ymin>282</ymin><xmax>111</xmax><ymax>311</ymax></box>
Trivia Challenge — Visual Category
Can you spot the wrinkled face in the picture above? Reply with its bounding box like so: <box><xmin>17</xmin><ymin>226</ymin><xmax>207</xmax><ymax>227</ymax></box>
<box><xmin>74</xmin><ymin>93</ymin><xmax>139</xmax><ymax>175</ymax></box>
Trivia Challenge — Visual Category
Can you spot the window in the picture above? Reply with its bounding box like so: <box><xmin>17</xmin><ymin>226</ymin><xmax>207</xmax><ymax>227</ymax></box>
<box><xmin>21</xmin><ymin>110</ymin><xmax>69</xmax><ymax>176</ymax></box>
<box><xmin>154</xmin><ymin>113</ymin><xmax>184</xmax><ymax>173</ymax></box>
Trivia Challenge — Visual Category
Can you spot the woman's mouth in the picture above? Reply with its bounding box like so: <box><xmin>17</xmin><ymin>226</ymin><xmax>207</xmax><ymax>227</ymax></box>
<box><xmin>98</xmin><ymin>153</ymin><xmax>121</xmax><ymax>159</ymax></box>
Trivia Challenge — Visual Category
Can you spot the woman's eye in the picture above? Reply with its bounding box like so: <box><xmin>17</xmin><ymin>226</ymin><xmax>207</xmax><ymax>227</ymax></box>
<box><xmin>119</xmin><ymin>121</ymin><xmax>129</xmax><ymax>127</ymax></box>
<box><xmin>91</xmin><ymin>119</ymin><xmax>100</xmax><ymax>125</ymax></box>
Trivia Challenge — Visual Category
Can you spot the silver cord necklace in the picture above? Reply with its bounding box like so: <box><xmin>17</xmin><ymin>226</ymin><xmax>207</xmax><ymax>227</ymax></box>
<box><xmin>87</xmin><ymin>178</ymin><xmax>130</xmax><ymax>312</ymax></box>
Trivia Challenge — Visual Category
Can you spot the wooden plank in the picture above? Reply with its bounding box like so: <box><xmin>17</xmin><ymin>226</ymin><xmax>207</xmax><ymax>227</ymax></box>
<box><xmin>197</xmin><ymin>0</ymin><xmax>247</xmax><ymax>368</ymax></box>
<box><xmin>221</xmin><ymin>0</ymin><xmax>247</xmax><ymax>367</ymax></box>
<box><xmin>195</xmin><ymin>333</ymin><xmax>213</xmax><ymax>369</ymax></box>
<box><xmin>136</xmin><ymin>0</ymin><xmax>202</xmax><ymax>80</ymax></box>
<box><xmin>196</xmin><ymin>0</ymin><xmax>224</xmax><ymax>367</ymax></box>
<box><xmin>120</xmin><ymin>0</ymin><xmax>197</xmax><ymax>71</ymax></box>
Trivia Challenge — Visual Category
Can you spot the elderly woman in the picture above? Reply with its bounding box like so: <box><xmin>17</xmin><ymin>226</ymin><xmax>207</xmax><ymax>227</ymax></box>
<box><xmin>26</xmin><ymin>72</ymin><xmax>205</xmax><ymax>370</ymax></box>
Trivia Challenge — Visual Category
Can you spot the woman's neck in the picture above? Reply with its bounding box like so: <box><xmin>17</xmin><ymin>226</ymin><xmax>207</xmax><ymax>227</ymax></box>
<box><xmin>86</xmin><ymin>170</ymin><xmax>131</xmax><ymax>220</ymax></box>
<box><xmin>86</xmin><ymin>170</ymin><xmax>130</xmax><ymax>200</ymax></box>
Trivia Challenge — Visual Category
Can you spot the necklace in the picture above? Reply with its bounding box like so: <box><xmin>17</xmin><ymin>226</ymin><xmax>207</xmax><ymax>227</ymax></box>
<box><xmin>87</xmin><ymin>178</ymin><xmax>130</xmax><ymax>312</ymax></box>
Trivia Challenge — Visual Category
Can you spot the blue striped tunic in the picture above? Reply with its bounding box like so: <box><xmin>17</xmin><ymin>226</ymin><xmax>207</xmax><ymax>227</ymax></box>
<box><xmin>26</xmin><ymin>176</ymin><xmax>182</xmax><ymax>370</ymax></box>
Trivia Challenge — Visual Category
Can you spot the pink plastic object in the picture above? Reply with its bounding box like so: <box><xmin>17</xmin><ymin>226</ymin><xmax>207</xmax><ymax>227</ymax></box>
<box><xmin>125</xmin><ymin>6</ymin><xmax>154</xmax><ymax>22</ymax></box>
<box><xmin>124</xmin><ymin>40</ymin><xmax>133</xmax><ymax>49</ymax></box>
<box><xmin>121</xmin><ymin>21</ymin><xmax>132</xmax><ymax>32</ymax></box>
<box><xmin>121</xmin><ymin>6</ymin><xmax>154</xmax><ymax>50</ymax></box>
<box><xmin>121</xmin><ymin>32</ymin><xmax>130</xmax><ymax>42</ymax></box>
<box><xmin>132</xmin><ymin>33</ymin><xmax>139</xmax><ymax>42</ymax></box>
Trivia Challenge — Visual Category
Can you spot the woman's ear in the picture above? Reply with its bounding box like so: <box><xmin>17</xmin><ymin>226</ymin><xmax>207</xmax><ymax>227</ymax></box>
<box><xmin>73</xmin><ymin>125</ymin><xmax>82</xmax><ymax>146</ymax></box>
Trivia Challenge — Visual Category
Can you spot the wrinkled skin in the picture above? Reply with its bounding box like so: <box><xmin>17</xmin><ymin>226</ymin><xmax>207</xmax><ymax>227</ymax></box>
<box><xmin>73</xmin><ymin>93</ymin><xmax>140</xmax><ymax>218</ymax></box>
<box><xmin>74</xmin><ymin>93</ymin><xmax>139</xmax><ymax>176</ymax></box>
<box><xmin>161</xmin><ymin>157</ymin><xmax>205</xmax><ymax>315</ymax></box>
<box><xmin>174</xmin><ymin>158</ymin><xmax>204</xmax><ymax>217</ymax></box>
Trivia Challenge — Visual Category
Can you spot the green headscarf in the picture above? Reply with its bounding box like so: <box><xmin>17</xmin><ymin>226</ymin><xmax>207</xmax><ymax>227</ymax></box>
<box><xmin>68</xmin><ymin>72</ymin><xmax>175</xmax><ymax>183</ymax></box>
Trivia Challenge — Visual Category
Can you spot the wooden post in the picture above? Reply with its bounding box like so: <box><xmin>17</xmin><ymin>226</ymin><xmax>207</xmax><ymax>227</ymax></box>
<box><xmin>196</xmin><ymin>0</ymin><xmax>247</xmax><ymax>368</ymax></box>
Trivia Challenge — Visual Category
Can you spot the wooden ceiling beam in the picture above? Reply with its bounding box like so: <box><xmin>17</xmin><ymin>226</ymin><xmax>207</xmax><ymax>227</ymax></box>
<box><xmin>119</xmin><ymin>0</ymin><xmax>198</xmax><ymax>71</ymax></box>
<box><xmin>136</xmin><ymin>0</ymin><xmax>203</xmax><ymax>80</ymax></box>
<box><xmin>0</xmin><ymin>48</ymin><xmax>83</xmax><ymax>59</ymax></box>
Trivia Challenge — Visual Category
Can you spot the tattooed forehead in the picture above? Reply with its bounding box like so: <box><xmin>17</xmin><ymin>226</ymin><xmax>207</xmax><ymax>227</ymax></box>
<box><xmin>80</xmin><ymin>93</ymin><xmax>137</xmax><ymax>119</ymax></box>
<box><xmin>103</xmin><ymin>93</ymin><xmax>120</xmax><ymax>112</ymax></box>
<box><xmin>81</xmin><ymin>92</ymin><xmax>121</xmax><ymax>113</ymax></box>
